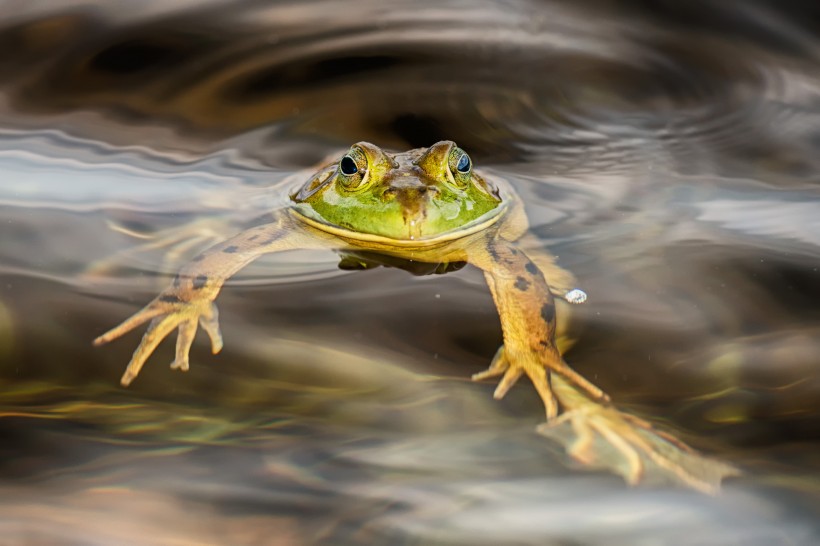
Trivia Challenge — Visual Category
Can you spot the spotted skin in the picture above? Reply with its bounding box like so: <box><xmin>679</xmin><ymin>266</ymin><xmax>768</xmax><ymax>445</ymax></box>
<box><xmin>514</xmin><ymin>276</ymin><xmax>530</xmax><ymax>291</ymax></box>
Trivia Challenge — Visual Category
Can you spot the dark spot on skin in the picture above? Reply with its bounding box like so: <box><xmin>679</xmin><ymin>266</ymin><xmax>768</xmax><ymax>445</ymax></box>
<box><xmin>172</xmin><ymin>274</ymin><xmax>183</xmax><ymax>287</ymax></box>
<box><xmin>510</xmin><ymin>248</ymin><xmax>519</xmax><ymax>255</ymax></box>
<box><xmin>514</xmin><ymin>276</ymin><xmax>530</xmax><ymax>291</ymax></box>
<box><xmin>160</xmin><ymin>294</ymin><xmax>182</xmax><ymax>303</ymax></box>
<box><xmin>525</xmin><ymin>262</ymin><xmax>539</xmax><ymax>276</ymax></box>
<box><xmin>248</xmin><ymin>234</ymin><xmax>260</xmax><ymax>242</ymax></box>
<box><xmin>223</xmin><ymin>245</ymin><xmax>239</xmax><ymax>253</ymax></box>
<box><xmin>488</xmin><ymin>246</ymin><xmax>501</xmax><ymax>263</ymax></box>
<box><xmin>263</xmin><ymin>237</ymin><xmax>280</xmax><ymax>245</ymax></box>
<box><xmin>192</xmin><ymin>254</ymin><xmax>205</xmax><ymax>262</ymax></box>
<box><xmin>193</xmin><ymin>275</ymin><xmax>208</xmax><ymax>289</ymax></box>
<box><xmin>539</xmin><ymin>340</ymin><xmax>550</xmax><ymax>349</ymax></box>
<box><xmin>540</xmin><ymin>302</ymin><xmax>555</xmax><ymax>324</ymax></box>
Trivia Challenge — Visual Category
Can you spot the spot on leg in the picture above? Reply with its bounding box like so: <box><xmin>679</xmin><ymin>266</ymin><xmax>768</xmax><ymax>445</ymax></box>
<box><xmin>222</xmin><ymin>245</ymin><xmax>239</xmax><ymax>253</ymax></box>
<box><xmin>514</xmin><ymin>276</ymin><xmax>530</xmax><ymax>291</ymax></box>
<box><xmin>192</xmin><ymin>274</ymin><xmax>208</xmax><ymax>289</ymax></box>
<box><xmin>540</xmin><ymin>302</ymin><xmax>555</xmax><ymax>324</ymax></box>
<box><xmin>488</xmin><ymin>246</ymin><xmax>501</xmax><ymax>263</ymax></box>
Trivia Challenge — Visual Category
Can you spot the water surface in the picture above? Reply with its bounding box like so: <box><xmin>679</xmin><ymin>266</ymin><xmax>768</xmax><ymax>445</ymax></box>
<box><xmin>0</xmin><ymin>1</ymin><xmax>819</xmax><ymax>544</ymax></box>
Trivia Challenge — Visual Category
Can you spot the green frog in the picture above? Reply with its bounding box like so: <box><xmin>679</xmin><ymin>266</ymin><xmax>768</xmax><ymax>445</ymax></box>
<box><xmin>95</xmin><ymin>141</ymin><xmax>737</xmax><ymax>492</ymax></box>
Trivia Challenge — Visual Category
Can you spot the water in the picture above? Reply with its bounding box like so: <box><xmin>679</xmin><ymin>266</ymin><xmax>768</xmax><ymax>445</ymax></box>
<box><xmin>1</xmin><ymin>0</ymin><xmax>819</xmax><ymax>544</ymax></box>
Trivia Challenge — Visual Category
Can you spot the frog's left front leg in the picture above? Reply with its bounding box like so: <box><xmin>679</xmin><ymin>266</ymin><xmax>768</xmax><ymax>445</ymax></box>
<box><xmin>467</xmin><ymin>236</ymin><xmax>608</xmax><ymax>419</ymax></box>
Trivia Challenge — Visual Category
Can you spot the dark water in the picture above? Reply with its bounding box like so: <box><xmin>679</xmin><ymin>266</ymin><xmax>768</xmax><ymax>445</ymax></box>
<box><xmin>1</xmin><ymin>0</ymin><xmax>819</xmax><ymax>544</ymax></box>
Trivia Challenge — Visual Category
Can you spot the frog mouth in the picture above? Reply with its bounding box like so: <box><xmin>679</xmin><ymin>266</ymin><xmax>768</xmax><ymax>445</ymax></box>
<box><xmin>289</xmin><ymin>202</ymin><xmax>508</xmax><ymax>247</ymax></box>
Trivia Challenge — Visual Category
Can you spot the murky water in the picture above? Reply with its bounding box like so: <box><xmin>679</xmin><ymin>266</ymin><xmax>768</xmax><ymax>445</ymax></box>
<box><xmin>1</xmin><ymin>0</ymin><xmax>819</xmax><ymax>544</ymax></box>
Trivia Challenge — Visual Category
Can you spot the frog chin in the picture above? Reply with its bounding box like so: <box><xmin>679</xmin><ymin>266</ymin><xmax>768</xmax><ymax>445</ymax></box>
<box><xmin>402</xmin><ymin>216</ymin><xmax>425</xmax><ymax>241</ymax></box>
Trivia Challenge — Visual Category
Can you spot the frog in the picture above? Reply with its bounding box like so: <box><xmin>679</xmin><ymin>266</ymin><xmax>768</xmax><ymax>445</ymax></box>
<box><xmin>94</xmin><ymin>140</ymin><xmax>606</xmax><ymax>419</ymax></box>
<box><xmin>94</xmin><ymin>141</ymin><xmax>738</xmax><ymax>491</ymax></box>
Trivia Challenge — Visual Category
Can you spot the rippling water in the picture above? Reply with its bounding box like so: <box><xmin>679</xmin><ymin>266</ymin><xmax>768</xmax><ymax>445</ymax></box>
<box><xmin>1</xmin><ymin>1</ymin><xmax>819</xmax><ymax>544</ymax></box>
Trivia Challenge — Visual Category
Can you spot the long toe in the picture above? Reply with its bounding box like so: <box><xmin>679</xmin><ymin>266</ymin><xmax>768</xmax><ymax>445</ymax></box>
<box><xmin>199</xmin><ymin>303</ymin><xmax>223</xmax><ymax>354</ymax></box>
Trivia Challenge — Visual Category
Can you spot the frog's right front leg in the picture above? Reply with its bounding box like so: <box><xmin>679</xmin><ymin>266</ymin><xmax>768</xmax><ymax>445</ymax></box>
<box><xmin>466</xmin><ymin>235</ymin><xmax>608</xmax><ymax>419</ymax></box>
<box><xmin>94</xmin><ymin>210</ymin><xmax>327</xmax><ymax>386</ymax></box>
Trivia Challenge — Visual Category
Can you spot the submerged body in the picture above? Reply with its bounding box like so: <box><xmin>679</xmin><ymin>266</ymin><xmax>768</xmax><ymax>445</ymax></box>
<box><xmin>95</xmin><ymin>141</ymin><xmax>737</xmax><ymax>491</ymax></box>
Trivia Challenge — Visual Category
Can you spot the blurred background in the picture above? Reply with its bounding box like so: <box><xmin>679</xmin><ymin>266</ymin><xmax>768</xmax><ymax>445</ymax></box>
<box><xmin>0</xmin><ymin>0</ymin><xmax>819</xmax><ymax>544</ymax></box>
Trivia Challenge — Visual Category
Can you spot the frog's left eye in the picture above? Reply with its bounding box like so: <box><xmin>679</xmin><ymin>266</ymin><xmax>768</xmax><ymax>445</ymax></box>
<box><xmin>447</xmin><ymin>147</ymin><xmax>472</xmax><ymax>188</ymax></box>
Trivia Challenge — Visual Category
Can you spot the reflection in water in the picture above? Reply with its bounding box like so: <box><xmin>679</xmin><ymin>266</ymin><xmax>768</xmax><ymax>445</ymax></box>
<box><xmin>1</xmin><ymin>0</ymin><xmax>819</xmax><ymax>544</ymax></box>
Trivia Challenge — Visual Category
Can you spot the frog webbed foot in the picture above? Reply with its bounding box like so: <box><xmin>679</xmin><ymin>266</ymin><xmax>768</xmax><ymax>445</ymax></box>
<box><xmin>472</xmin><ymin>345</ymin><xmax>608</xmax><ymax>420</ymax></box>
<box><xmin>94</xmin><ymin>295</ymin><xmax>223</xmax><ymax>386</ymax></box>
<box><xmin>470</xmin><ymin>346</ymin><xmax>556</xmax><ymax>420</ymax></box>
<box><xmin>536</xmin><ymin>404</ymin><xmax>740</xmax><ymax>493</ymax></box>
<box><xmin>471</xmin><ymin>346</ymin><xmax>532</xmax><ymax>405</ymax></box>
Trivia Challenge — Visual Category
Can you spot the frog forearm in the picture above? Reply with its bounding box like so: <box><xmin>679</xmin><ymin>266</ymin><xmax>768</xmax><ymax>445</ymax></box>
<box><xmin>167</xmin><ymin>212</ymin><xmax>315</xmax><ymax>302</ymax></box>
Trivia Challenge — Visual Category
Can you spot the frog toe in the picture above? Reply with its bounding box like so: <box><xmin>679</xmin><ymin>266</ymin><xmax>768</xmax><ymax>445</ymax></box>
<box><xmin>93</xmin><ymin>305</ymin><xmax>166</xmax><ymax>346</ymax></box>
<box><xmin>563</xmin><ymin>414</ymin><xmax>597</xmax><ymax>465</ymax></box>
<box><xmin>551</xmin><ymin>361</ymin><xmax>610</xmax><ymax>403</ymax></box>
<box><xmin>492</xmin><ymin>366</ymin><xmax>524</xmax><ymax>400</ymax></box>
<box><xmin>472</xmin><ymin>345</ymin><xmax>525</xmax><ymax>399</ymax></box>
<box><xmin>120</xmin><ymin>314</ymin><xmax>182</xmax><ymax>386</ymax></box>
<box><xmin>198</xmin><ymin>303</ymin><xmax>223</xmax><ymax>354</ymax></box>
<box><xmin>471</xmin><ymin>346</ymin><xmax>509</xmax><ymax>381</ymax></box>
<box><xmin>169</xmin><ymin>319</ymin><xmax>197</xmax><ymax>372</ymax></box>
<box><xmin>526</xmin><ymin>366</ymin><xmax>559</xmax><ymax>419</ymax></box>
<box><xmin>593</xmin><ymin>421</ymin><xmax>645</xmax><ymax>485</ymax></box>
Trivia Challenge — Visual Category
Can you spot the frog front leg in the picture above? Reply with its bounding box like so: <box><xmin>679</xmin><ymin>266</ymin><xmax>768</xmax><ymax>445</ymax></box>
<box><xmin>466</xmin><ymin>236</ymin><xmax>608</xmax><ymax>419</ymax></box>
<box><xmin>94</xmin><ymin>210</ymin><xmax>326</xmax><ymax>386</ymax></box>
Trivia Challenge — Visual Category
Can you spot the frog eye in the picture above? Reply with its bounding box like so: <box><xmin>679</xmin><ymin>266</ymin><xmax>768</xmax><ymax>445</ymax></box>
<box><xmin>456</xmin><ymin>153</ymin><xmax>471</xmax><ymax>173</ymax></box>
<box><xmin>340</xmin><ymin>155</ymin><xmax>358</xmax><ymax>176</ymax></box>
<box><xmin>447</xmin><ymin>147</ymin><xmax>472</xmax><ymax>187</ymax></box>
<box><xmin>337</xmin><ymin>147</ymin><xmax>369</xmax><ymax>190</ymax></box>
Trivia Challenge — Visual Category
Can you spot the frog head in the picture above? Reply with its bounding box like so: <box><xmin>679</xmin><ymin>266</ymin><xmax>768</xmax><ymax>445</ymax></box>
<box><xmin>290</xmin><ymin>141</ymin><xmax>503</xmax><ymax>241</ymax></box>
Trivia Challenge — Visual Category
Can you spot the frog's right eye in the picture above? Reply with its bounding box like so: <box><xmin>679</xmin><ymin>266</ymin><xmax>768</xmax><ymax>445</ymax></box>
<box><xmin>338</xmin><ymin>147</ymin><xmax>369</xmax><ymax>190</ymax></box>
<box><xmin>340</xmin><ymin>155</ymin><xmax>358</xmax><ymax>175</ymax></box>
